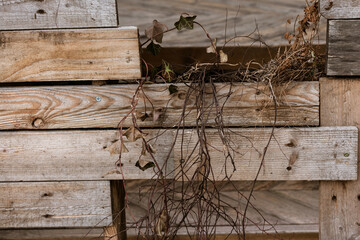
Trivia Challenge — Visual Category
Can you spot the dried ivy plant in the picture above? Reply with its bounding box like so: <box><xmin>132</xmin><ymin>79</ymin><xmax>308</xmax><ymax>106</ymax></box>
<box><xmin>107</xmin><ymin>1</ymin><xmax>324</xmax><ymax>239</ymax></box>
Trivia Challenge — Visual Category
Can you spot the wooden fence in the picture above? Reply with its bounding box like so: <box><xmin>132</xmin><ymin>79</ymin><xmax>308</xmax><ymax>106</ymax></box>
<box><xmin>0</xmin><ymin>0</ymin><xmax>359</xmax><ymax>239</ymax></box>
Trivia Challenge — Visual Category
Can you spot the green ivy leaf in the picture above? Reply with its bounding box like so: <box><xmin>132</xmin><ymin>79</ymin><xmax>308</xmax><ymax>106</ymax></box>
<box><xmin>162</xmin><ymin>60</ymin><xmax>175</xmax><ymax>82</ymax></box>
<box><xmin>174</xmin><ymin>15</ymin><xmax>197</xmax><ymax>30</ymax></box>
<box><xmin>168</xmin><ymin>84</ymin><xmax>178</xmax><ymax>94</ymax></box>
<box><xmin>146</xmin><ymin>41</ymin><xmax>161</xmax><ymax>56</ymax></box>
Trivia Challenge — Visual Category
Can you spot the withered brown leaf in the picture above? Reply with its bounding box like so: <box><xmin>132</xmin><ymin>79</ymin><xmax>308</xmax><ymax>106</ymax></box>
<box><xmin>145</xmin><ymin>20</ymin><xmax>168</xmax><ymax>44</ymax></box>
<box><xmin>123</xmin><ymin>126</ymin><xmax>144</xmax><ymax>142</ymax></box>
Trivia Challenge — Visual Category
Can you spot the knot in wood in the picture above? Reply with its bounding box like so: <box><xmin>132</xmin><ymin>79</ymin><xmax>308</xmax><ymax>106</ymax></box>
<box><xmin>32</xmin><ymin>118</ymin><xmax>45</xmax><ymax>128</ymax></box>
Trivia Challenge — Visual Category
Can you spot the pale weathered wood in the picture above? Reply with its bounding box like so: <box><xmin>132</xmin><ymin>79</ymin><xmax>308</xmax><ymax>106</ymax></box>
<box><xmin>174</xmin><ymin>127</ymin><xmax>358</xmax><ymax>181</ymax></box>
<box><xmin>0</xmin><ymin>127</ymin><xmax>356</xmax><ymax>181</ymax></box>
<box><xmin>0</xmin><ymin>0</ymin><xmax>117</xmax><ymax>30</ymax></box>
<box><xmin>327</xmin><ymin>20</ymin><xmax>360</xmax><ymax>76</ymax></box>
<box><xmin>0</xmin><ymin>27</ymin><xmax>141</xmax><ymax>83</ymax></box>
<box><xmin>320</xmin><ymin>0</ymin><xmax>360</xmax><ymax>19</ymax></box>
<box><xmin>127</xmin><ymin>187</ymin><xmax>319</xmax><ymax>234</ymax></box>
<box><xmin>0</xmin><ymin>81</ymin><xmax>319</xmax><ymax>129</ymax></box>
<box><xmin>104</xmin><ymin>226</ymin><xmax>118</xmax><ymax>240</ymax></box>
<box><xmin>0</xmin><ymin>228</ymin><xmax>104</xmax><ymax>240</ymax></box>
<box><xmin>118</xmin><ymin>0</ymin><xmax>326</xmax><ymax>47</ymax></box>
<box><xmin>0</xmin><ymin>130</ymin><xmax>173</xmax><ymax>181</ymax></box>
<box><xmin>319</xmin><ymin>78</ymin><xmax>360</xmax><ymax>240</ymax></box>
<box><xmin>0</xmin><ymin>181</ymin><xmax>112</xmax><ymax>228</ymax></box>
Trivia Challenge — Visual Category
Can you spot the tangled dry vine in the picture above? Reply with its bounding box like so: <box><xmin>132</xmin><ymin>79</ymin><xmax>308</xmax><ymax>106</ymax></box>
<box><xmin>112</xmin><ymin>1</ymin><xmax>323</xmax><ymax>239</ymax></box>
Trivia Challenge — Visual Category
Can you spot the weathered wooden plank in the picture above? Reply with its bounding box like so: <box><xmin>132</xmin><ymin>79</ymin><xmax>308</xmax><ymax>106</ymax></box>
<box><xmin>118</xmin><ymin>0</ymin><xmax>326</xmax><ymax>47</ymax></box>
<box><xmin>327</xmin><ymin>20</ymin><xmax>360</xmax><ymax>76</ymax></box>
<box><xmin>0</xmin><ymin>27</ymin><xmax>141</xmax><ymax>83</ymax></box>
<box><xmin>320</xmin><ymin>0</ymin><xmax>360</xmax><ymax>19</ymax></box>
<box><xmin>0</xmin><ymin>231</ymin><xmax>318</xmax><ymax>240</ymax></box>
<box><xmin>319</xmin><ymin>78</ymin><xmax>360</xmax><ymax>240</ymax></box>
<box><xmin>0</xmin><ymin>0</ymin><xmax>117</xmax><ymax>30</ymax></box>
<box><xmin>0</xmin><ymin>130</ymin><xmax>173</xmax><ymax>181</ymax></box>
<box><xmin>125</xmin><ymin>180</ymin><xmax>320</xmax><ymax>192</ymax></box>
<box><xmin>0</xmin><ymin>81</ymin><xmax>319</xmax><ymax>129</ymax></box>
<box><xmin>0</xmin><ymin>181</ymin><xmax>112</xmax><ymax>228</ymax></box>
<box><xmin>127</xmin><ymin>188</ymin><xmax>318</xmax><ymax>234</ymax></box>
<box><xmin>0</xmin><ymin>127</ymin><xmax>356</xmax><ymax>181</ymax></box>
<box><xmin>174</xmin><ymin>127</ymin><xmax>358</xmax><ymax>181</ymax></box>
<box><xmin>0</xmin><ymin>228</ymin><xmax>104</xmax><ymax>239</ymax></box>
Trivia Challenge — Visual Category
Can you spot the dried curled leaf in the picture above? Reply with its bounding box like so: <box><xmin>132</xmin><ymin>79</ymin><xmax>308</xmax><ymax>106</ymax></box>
<box><xmin>168</xmin><ymin>84</ymin><xmax>178</xmax><ymax>95</ymax></box>
<box><xmin>206</xmin><ymin>38</ymin><xmax>217</xmax><ymax>54</ymax></box>
<box><xmin>137</xmin><ymin>112</ymin><xmax>150</xmax><ymax>122</ymax></box>
<box><xmin>141</xmin><ymin>142</ymin><xmax>157</xmax><ymax>156</ymax></box>
<box><xmin>155</xmin><ymin>209</ymin><xmax>169</xmax><ymax>236</ymax></box>
<box><xmin>219</xmin><ymin>50</ymin><xmax>228</xmax><ymax>63</ymax></box>
<box><xmin>174</xmin><ymin>15</ymin><xmax>197</xmax><ymax>30</ymax></box>
<box><xmin>101</xmin><ymin>169</ymin><xmax>121</xmax><ymax>178</ymax></box>
<box><xmin>123</xmin><ymin>126</ymin><xmax>144</xmax><ymax>142</ymax></box>
<box><xmin>135</xmin><ymin>159</ymin><xmax>155</xmax><ymax>171</ymax></box>
<box><xmin>105</xmin><ymin>140</ymin><xmax>129</xmax><ymax>155</ymax></box>
<box><xmin>146</xmin><ymin>41</ymin><xmax>161</xmax><ymax>56</ymax></box>
<box><xmin>153</xmin><ymin>108</ymin><xmax>164</xmax><ymax>122</ymax></box>
<box><xmin>145</xmin><ymin>20</ymin><xmax>168</xmax><ymax>44</ymax></box>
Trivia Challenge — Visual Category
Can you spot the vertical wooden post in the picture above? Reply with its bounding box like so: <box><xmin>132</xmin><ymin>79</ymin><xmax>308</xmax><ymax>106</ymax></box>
<box><xmin>110</xmin><ymin>180</ymin><xmax>127</xmax><ymax>240</ymax></box>
<box><xmin>320</xmin><ymin>78</ymin><xmax>360</xmax><ymax>239</ymax></box>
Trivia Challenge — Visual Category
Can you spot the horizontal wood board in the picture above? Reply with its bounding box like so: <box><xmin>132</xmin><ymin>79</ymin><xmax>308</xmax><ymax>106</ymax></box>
<box><xmin>127</xmin><ymin>188</ymin><xmax>319</xmax><ymax>235</ymax></box>
<box><xmin>320</xmin><ymin>0</ymin><xmax>360</xmax><ymax>19</ymax></box>
<box><xmin>0</xmin><ymin>0</ymin><xmax>117</xmax><ymax>30</ymax></box>
<box><xmin>118</xmin><ymin>0</ymin><xmax>326</xmax><ymax>47</ymax></box>
<box><xmin>0</xmin><ymin>181</ymin><xmax>112</xmax><ymax>228</ymax></box>
<box><xmin>0</xmin><ymin>81</ymin><xmax>319</xmax><ymax>129</ymax></box>
<box><xmin>0</xmin><ymin>231</ymin><xmax>319</xmax><ymax>240</ymax></box>
<box><xmin>174</xmin><ymin>127</ymin><xmax>358</xmax><ymax>181</ymax></box>
<box><xmin>0</xmin><ymin>228</ymin><xmax>104</xmax><ymax>240</ymax></box>
<box><xmin>0</xmin><ymin>127</ymin><xmax>356</xmax><ymax>181</ymax></box>
<box><xmin>327</xmin><ymin>20</ymin><xmax>360</xmax><ymax>76</ymax></box>
<box><xmin>0</xmin><ymin>27</ymin><xmax>141</xmax><ymax>83</ymax></box>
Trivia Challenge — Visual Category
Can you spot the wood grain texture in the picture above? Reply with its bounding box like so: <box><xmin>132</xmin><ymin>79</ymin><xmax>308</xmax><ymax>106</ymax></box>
<box><xmin>0</xmin><ymin>129</ymin><xmax>173</xmax><ymax>181</ymax></box>
<box><xmin>0</xmin><ymin>228</ymin><xmax>104</xmax><ymax>239</ymax></box>
<box><xmin>319</xmin><ymin>78</ymin><xmax>360</xmax><ymax>240</ymax></box>
<box><xmin>117</xmin><ymin>0</ymin><xmax>326</xmax><ymax>47</ymax></box>
<box><xmin>0</xmin><ymin>27</ymin><xmax>141</xmax><ymax>83</ymax></box>
<box><xmin>0</xmin><ymin>181</ymin><xmax>112</xmax><ymax>228</ymax></box>
<box><xmin>0</xmin><ymin>127</ymin><xmax>356</xmax><ymax>181</ymax></box>
<box><xmin>127</xmin><ymin>187</ymin><xmax>318</xmax><ymax>234</ymax></box>
<box><xmin>104</xmin><ymin>226</ymin><xmax>118</xmax><ymax>240</ymax></box>
<box><xmin>0</xmin><ymin>81</ymin><xmax>319</xmax><ymax>129</ymax></box>
<box><xmin>320</xmin><ymin>0</ymin><xmax>360</xmax><ymax>19</ymax></box>
<box><xmin>175</xmin><ymin>127</ymin><xmax>358</xmax><ymax>181</ymax></box>
<box><xmin>0</xmin><ymin>0</ymin><xmax>117</xmax><ymax>30</ymax></box>
<box><xmin>327</xmin><ymin>20</ymin><xmax>360</xmax><ymax>76</ymax></box>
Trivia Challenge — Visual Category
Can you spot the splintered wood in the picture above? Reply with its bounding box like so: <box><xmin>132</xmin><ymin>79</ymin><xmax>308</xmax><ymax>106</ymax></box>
<box><xmin>0</xmin><ymin>0</ymin><xmax>117</xmax><ymax>30</ymax></box>
<box><xmin>0</xmin><ymin>181</ymin><xmax>112</xmax><ymax>228</ymax></box>
<box><xmin>0</xmin><ymin>81</ymin><xmax>319</xmax><ymax>129</ymax></box>
<box><xmin>0</xmin><ymin>27</ymin><xmax>141</xmax><ymax>82</ymax></box>
<box><xmin>0</xmin><ymin>127</ymin><xmax>356</xmax><ymax>181</ymax></box>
